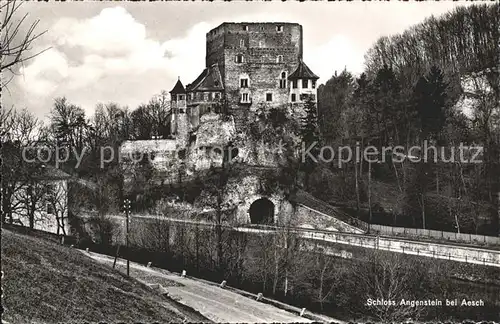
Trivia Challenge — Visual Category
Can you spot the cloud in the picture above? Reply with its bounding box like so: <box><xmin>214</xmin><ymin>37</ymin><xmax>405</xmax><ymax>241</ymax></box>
<box><xmin>17</xmin><ymin>6</ymin><xmax>208</xmax><ymax>116</ymax></box>
<box><xmin>19</xmin><ymin>48</ymin><xmax>69</xmax><ymax>96</ymax></box>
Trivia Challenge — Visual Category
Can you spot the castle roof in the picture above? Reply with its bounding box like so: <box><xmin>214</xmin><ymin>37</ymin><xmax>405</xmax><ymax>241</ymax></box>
<box><xmin>170</xmin><ymin>79</ymin><xmax>186</xmax><ymax>95</ymax></box>
<box><xmin>288</xmin><ymin>60</ymin><xmax>319</xmax><ymax>80</ymax></box>
<box><xmin>186</xmin><ymin>63</ymin><xmax>224</xmax><ymax>92</ymax></box>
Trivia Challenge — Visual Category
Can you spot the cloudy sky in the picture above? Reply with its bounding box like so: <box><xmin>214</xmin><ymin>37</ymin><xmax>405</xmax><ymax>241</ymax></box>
<box><xmin>4</xmin><ymin>1</ymin><xmax>473</xmax><ymax>119</ymax></box>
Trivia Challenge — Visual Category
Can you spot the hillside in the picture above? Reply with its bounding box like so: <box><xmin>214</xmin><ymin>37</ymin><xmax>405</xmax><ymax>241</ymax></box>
<box><xmin>1</xmin><ymin>229</ymin><xmax>209</xmax><ymax>323</ymax></box>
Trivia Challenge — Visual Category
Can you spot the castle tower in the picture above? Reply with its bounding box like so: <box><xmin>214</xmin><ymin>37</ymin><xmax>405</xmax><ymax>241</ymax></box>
<box><xmin>170</xmin><ymin>78</ymin><xmax>189</xmax><ymax>147</ymax></box>
<box><xmin>205</xmin><ymin>23</ymin><xmax>303</xmax><ymax>128</ymax></box>
<box><xmin>288</xmin><ymin>59</ymin><xmax>319</xmax><ymax>117</ymax></box>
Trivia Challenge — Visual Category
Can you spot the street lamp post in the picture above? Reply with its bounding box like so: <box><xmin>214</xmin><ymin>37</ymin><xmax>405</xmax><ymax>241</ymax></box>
<box><xmin>123</xmin><ymin>198</ymin><xmax>131</xmax><ymax>276</ymax></box>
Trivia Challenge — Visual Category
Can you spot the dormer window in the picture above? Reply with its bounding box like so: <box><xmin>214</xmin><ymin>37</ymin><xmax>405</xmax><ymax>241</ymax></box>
<box><xmin>276</xmin><ymin>25</ymin><xmax>283</xmax><ymax>32</ymax></box>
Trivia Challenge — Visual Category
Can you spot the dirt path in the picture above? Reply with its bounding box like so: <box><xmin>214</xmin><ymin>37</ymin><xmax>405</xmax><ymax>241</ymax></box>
<box><xmin>83</xmin><ymin>251</ymin><xmax>311</xmax><ymax>323</ymax></box>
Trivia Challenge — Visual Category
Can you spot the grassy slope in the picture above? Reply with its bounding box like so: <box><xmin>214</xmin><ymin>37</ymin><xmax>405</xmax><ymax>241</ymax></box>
<box><xmin>1</xmin><ymin>229</ymin><xmax>208</xmax><ymax>323</ymax></box>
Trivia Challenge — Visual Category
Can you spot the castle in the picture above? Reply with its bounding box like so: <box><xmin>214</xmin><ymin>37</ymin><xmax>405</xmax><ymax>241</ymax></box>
<box><xmin>120</xmin><ymin>22</ymin><xmax>330</xmax><ymax>226</ymax></box>
<box><xmin>169</xmin><ymin>22</ymin><xmax>319</xmax><ymax>146</ymax></box>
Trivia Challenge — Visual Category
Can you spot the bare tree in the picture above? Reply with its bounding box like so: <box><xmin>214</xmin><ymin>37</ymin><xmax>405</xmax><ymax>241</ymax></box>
<box><xmin>1</xmin><ymin>0</ymin><xmax>48</xmax><ymax>86</ymax></box>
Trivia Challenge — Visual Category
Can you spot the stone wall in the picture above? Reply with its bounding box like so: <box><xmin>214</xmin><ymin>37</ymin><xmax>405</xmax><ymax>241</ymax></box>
<box><xmin>292</xmin><ymin>204</ymin><xmax>365</xmax><ymax>233</ymax></box>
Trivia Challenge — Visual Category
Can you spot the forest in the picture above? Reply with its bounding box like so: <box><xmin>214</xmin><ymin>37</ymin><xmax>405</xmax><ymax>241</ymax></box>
<box><xmin>315</xmin><ymin>3</ymin><xmax>499</xmax><ymax>235</ymax></box>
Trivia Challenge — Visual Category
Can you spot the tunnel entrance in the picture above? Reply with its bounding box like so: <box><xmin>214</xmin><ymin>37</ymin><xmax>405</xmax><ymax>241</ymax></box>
<box><xmin>249</xmin><ymin>198</ymin><xmax>275</xmax><ymax>224</ymax></box>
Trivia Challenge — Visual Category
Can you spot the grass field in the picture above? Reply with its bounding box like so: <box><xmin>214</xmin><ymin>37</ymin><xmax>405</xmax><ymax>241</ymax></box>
<box><xmin>1</xmin><ymin>229</ymin><xmax>209</xmax><ymax>323</ymax></box>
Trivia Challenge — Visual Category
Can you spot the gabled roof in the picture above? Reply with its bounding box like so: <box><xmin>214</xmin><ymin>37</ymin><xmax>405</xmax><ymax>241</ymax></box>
<box><xmin>170</xmin><ymin>79</ymin><xmax>186</xmax><ymax>95</ymax></box>
<box><xmin>288</xmin><ymin>60</ymin><xmax>319</xmax><ymax>80</ymax></box>
<box><xmin>186</xmin><ymin>64</ymin><xmax>224</xmax><ymax>92</ymax></box>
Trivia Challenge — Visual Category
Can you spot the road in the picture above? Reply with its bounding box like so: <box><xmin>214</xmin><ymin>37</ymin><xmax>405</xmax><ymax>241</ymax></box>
<box><xmin>97</xmin><ymin>213</ymin><xmax>500</xmax><ymax>267</ymax></box>
<box><xmin>83</xmin><ymin>250</ymin><xmax>315</xmax><ymax>323</ymax></box>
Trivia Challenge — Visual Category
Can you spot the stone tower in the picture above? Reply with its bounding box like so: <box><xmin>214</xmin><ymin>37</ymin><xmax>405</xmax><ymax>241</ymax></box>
<box><xmin>205</xmin><ymin>22</ymin><xmax>305</xmax><ymax>127</ymax></box>
<box><xmin>170</xmin><ymin>79</ymin><xmax>189</xmax><ymax>147</ymax></box>
<box><xmin>288</xmin><ymin>59</ymin><xmax>319</xmax><ymax>118</ymax></box>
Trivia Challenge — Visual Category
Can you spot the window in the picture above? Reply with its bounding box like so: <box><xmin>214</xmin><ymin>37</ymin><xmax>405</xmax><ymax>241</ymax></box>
<box><xmin>302</xmin><ymin>79</ymin><xmax>308</xmax><ymax>88</ymax></box>
<box><xmin>276</xmin><ymin>25</ymin><xmax>283</xmax><ymax>32</ymax></box>
<box><xmin>242</xmin><ymin>25</ymin><xmax>248</xmax><ymax>31</ymax></box>
<box><xmin>240</xmin><ymin>39</ymin><xmax>245</xmax><ymax>48</ymax></box>
<box><xmin>312</xmin><ymin>80</ymin><xmax>316</xmax><ymax>89</ymax></box>
<box><xmin>240</xmin><ymin>78</ymin><xmax>249</xmax><ymax>88</ymax></box>
<box><xmin>291</xmin><ymin>94</ymin><xmax>296</xmax><ymax>102</ymax></box>
<box><xmin>292</xmin><ymin>80</ymin><xmax>298</xmax><ymax>89</ymax></box>
<box><xmin>276</xmin><ymin>55</ymin><xmax>283</xmax><ymax>63</ymax></box>
<box><xmin>179</xmin><ymin>94</ymin><xmax>185</xmax><ymax>100</ymax></box>
<box><xmin>260</xmin><ymin>26</ymin><xmax>264</xmax><ymax>31</ymax></box>
<box><xmin>235</xmin><ymin>54</ymin><xmax>244</xmax><ymax>63</ymax></box>
<box><xmin>300</xmin><ymin>94</ymin><xmax>308</xmax><ymax>101</ymax></box>
<box><xmin>259</xmin><ymin>41</ymin><xmax>264</xmax><ymax>48</ymax></box>
<box><xmin>208</xmin><ymin>92</ymin><xmax>213</xmax><ymax>100</ymax></box>
<box><xmin>215</xmin><ymin>92</ymin><xmax>220</xmax><ymax>99</ymax></box>
<box><xmin>279</xmin><ymin>71</ymin><xmax>287</xmax><ymax>89</ymax></box>
<box><xmin>266</xmin><ymin>93</ymin><xmax>273</xmax><ymax>102</ymax></box>
<box><xmin>46</xmin><ymin>203</ymin><xmax>54</xmax><ymax>215</ymax></box>
<box><xmin>242</xmin><ymin>93</ymin><xmax>250</xmax><ymax>103</ymax></box>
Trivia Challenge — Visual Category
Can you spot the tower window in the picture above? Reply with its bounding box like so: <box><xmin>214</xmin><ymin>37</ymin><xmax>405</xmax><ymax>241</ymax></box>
<box><xmin>276</xmin><ymin>25</ymin><xmax>283</xmax><ymax>32</ymax></box>
<box><xmin>292</xmin><ymin>80</ymin><xmax>298</xmax><ymax>89</ymax></box>
<box><xmin>179</xmin><ymin>94</ymin><xmax>185</xmax><ymax>100</ymax></box>
<box><xmin>279</xmin><ymin>71</ymin><xmax>287</xmax><ymax>88</ymax></box>
<box><xmin>241</xmin><ymin>93</ymin><xmax>250</xmax><ymax>103</ymax></box>
<box><xmin>312</xmin><ymin>80</ymin><xmax>317</xmax><ymax>89</ymax></box>
<box><xmin>266</xmin><ymin>93</ymin><xmax>273</xmax><ymax>102</ymax></box>
<box><xmin>242</xmin><ymin>25</ymin><xmax>248</xmax><ymax>31</ymax></box>
<box><xmin>291</xmin><ymin>94</ymin><xmax>296</xmax><ymax>102</ymax></box>
<box><xmin>276</xmin><ymin>55</ymin><xmax>283</xmax><ymax>63</ymax></box>
<box><xmin>215</xmin><ymin>92</ymin><xmax>220</xmax><ymax>99</ymax></box>
<box><xmin>240</xmin><ymin>78</ymin><xmax>249</xmax><ymax>88</ymax></box>
<box><xmin>235</xmin><ymin>54</ymin><xmax>244</xmax><ymax>63</ymax></box>
<box><xmin>46</xmin><ymin>203</ymin><xmax>54</xmax><ymax>215</ymax></box>
<box><xmin>302</xmin><ymin>79</ymin><xmax>308</xmax><ymax>88</ymax></box>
